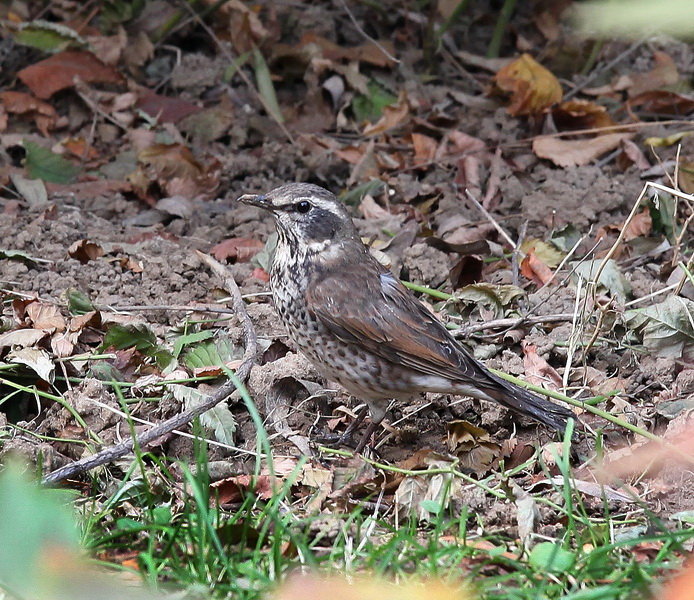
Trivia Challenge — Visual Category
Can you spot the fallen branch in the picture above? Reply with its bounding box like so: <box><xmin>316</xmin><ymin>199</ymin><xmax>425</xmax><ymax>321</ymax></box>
<box><xmin>43</xmin><ymin>251</ymin><xmax>258</xmax><ymax>485</ymax></box>
<box><xmin>453</xmin><ymin>313</ymin><xmax>575</xmax><ymax>337</ymax></box>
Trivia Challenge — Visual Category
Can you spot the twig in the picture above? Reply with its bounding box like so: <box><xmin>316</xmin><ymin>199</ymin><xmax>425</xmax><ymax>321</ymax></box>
<box><xmin>42</xmin><ymin>252</ymin><xmax>258</xmax><ymax>485</ymax></box>
<box><xmin>452</xmin><ymin>313</ymin><xmax>575</xmax><ymax>337</ymax></box>
<box><xmin>336</xmin><ymin>0</ymin><xmax>399</xmax><ymax>64</ymax></box>
<box><xmin>564</xmin><ymin>39</ymin><xmax>644</xmax><ymax>100</ymax></box>
<box><xmin>463</xmin><ymin>188</ymin><xmax>517</xmax><ymax>248</ymax></box>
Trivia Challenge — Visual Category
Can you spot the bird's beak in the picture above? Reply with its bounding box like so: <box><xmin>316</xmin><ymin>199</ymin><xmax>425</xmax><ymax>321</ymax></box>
<box><xmin>237</xmin><ymin>193</ymin><xmax>276</xmax><ymax>212</ymax></box>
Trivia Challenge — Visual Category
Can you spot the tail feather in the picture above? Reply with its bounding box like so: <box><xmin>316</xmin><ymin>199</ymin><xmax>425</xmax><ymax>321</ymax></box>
<box><xmin>480</xmin><ymin>371</ymin><xmax>575</xmax><ymax>432</ymax></box>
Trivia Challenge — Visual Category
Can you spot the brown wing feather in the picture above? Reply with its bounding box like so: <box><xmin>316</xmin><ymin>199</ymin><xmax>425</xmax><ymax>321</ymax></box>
<box><xmin>305</xmin><ymin>262</ymin><xmax>478</xmax><ymax>382</ymax></box>
<box><xmin>306</xmin><ymin>260</ymin><xmax>573</xmax><ymax>432</ymax></box>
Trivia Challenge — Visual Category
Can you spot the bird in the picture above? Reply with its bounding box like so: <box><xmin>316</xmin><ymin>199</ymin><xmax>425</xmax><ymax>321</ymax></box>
<box><xmin>238</xmin><ymin>182</ymin><xmax>575</xmax><ymax>452</ymax></box>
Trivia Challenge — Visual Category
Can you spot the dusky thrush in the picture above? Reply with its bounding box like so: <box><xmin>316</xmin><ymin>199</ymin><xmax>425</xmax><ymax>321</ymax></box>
<box><xmin>239</xmin><ymin>183</ymin><xmax>574</xmax><ymax>452</ymax></box>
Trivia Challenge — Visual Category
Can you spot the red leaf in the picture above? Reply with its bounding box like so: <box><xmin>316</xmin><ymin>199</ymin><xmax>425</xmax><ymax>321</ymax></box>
<box><xmin>18</xmin><ymin>50</ymin><xmax>124</xmax><ymax>99</ymax></box>
<box><xmin>136</xmin><ymin>91</ymin><xmax>201</xmax><ymax>124</ymax></box>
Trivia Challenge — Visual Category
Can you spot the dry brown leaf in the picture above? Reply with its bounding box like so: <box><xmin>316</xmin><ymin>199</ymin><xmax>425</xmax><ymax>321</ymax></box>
<box><xmin>359</xmin><ymin>195</ymin><xmax>390</xmax><ymax>220</ymax></box>
<box><xmin>210</xmin><ymin>238</ymin><xmax>264</xmax><ymax>263</ymax></box>
<box><xmin>17</xmin><ymin>50</ymin><xmax>124</xmax><ymax>99</ymax></box>
<box><xmin>618</xmin><ymin>139</ymin><xmax>650</xmax><ymax>171</ymax></box>
<box><xmin>0</xmin><ymin>329</ymin><xmax>47</xmax><ymax>348</ymax></box>
<box><xmin>628</xmin><ymin>51</ymin><xmax>679</xmax><ymax>98</ymax></box>
<box><xmin>520</xmin><ymin>249</ymin><xmax>553</xmax><ymax>286</ymax></box>
<box><xmin>623</xmin><ymin>208</ymin><xmax>652</xmax><ymax>241</ymax></box>
<box><xmin>363</xmin><ymin>91</ymin><xmax>409</xmax><ymax>136</ymax></box>
<box><xmin>628</xmin><ymin>90</ymin><xmax>694</xmax><ymax>115</ymax></box>
<box><xmin>522</xmin><ymin>342</ymin><xmax>562</xmax><ymax>391</ymax></box>
<box><xmin>0</xmin><ymin>91</ymin><xmax>57</xmax><ymax>136</ymax></box>
<box><xmin>532</xmin><ymin>133</ymin><xmax>632</xmax><ymax>167</ymax></box>
<box><xmin>68</xmin><ymin>239</ymin><xmax>104</xmax><ymax>264</ymax></box>
<box><xmin>411</xmin><ymin>132</ymin><xmax>438</xmax><ymax>164</ymax></box>
<box><xmin>552</xmin><ymin>99</ymin><xmax>616</xmax><ymax>131</ymax></box>
<box><xmin>130</xmin><ymin>143</ymin><xmax>220</xmax><ymax>201</ymax></box>
<box><xmin>493</xmin><ymin>53</ymin><xmax>563</xmax><ymax>116</ymax></box>
<box><xmin>26</xmin><ymin>301</ymin><xmax>66</xmax><ymax>333</ymax></box>
<box><xmin>136</xmin><ymin>91</ymin><xmax>201</xmax><ymax>124</ymax></box>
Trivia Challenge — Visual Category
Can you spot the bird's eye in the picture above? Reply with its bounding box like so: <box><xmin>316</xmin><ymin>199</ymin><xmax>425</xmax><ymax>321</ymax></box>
<box><xmin>295</xmin><ymin>200</ymin><xmax>311</xmax><ymax>214</ymax></box>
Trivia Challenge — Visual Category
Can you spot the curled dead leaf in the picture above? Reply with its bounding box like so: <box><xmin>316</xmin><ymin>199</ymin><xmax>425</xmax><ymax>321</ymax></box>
<box><xmin>363</xmin><ymin>91</ymin><xmax>409</xmax><ymax>136</ymax></box>
<box><xmin>552</xmin><ymin>99</ymin><xmax>616</xmax><ymax>131</ymax></box>
<box><xmin>520</xmin><ymin>249</ymin><xmax>554</xmax><ymax>286</ymax></box>
<box><xmin>493</xmin><ymin>53</ymin><xmax>562</xmax><ymax>116</ymax></box>
<box><xmin>68</xmin><ymin>239</ymin><xmax>104</xmax><ymax>264</ymax></box>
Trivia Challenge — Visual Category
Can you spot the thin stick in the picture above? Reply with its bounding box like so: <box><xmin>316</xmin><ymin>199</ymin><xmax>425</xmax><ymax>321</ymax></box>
<box><xmin>42</xmin><ymin>252</ymin><xmax>259</xmax><ymax>485</ymax></box>
<box><xmin>463</xmin><ymin>188</ymin><xmax>517</xmax><ymax>248</ymax></box>
<box><xmin>453</xmin><ymin>313</ymin><xmax>575</xmax><ymax>337</ymax></box>
<box><xmin>336</xmin><ymin>0</ymin><xmax>399</xmax><ymax>64</ymax></box>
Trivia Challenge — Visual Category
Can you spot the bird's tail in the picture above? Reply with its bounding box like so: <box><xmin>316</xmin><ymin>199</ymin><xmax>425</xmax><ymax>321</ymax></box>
<box><xmin>479</xmin><ymin>370</ymin><xmax>575</xmax><ymax>432</ymax></box>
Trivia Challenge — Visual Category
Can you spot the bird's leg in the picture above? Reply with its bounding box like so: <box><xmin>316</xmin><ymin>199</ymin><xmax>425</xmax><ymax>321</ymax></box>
<box><xmin>353</xmin><ymin>414</ymin><xmax>384</xmax><ymax>454</ymax></box>
<box><xmin>336</xmin><ymin>404</ymin><xmax>370</xmax><ymax>446</ymax></box>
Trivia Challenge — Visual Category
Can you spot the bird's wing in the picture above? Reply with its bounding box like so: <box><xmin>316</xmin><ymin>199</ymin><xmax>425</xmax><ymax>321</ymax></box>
<box><xmin>305</xmin><ymin>264</ymin><xmax>478</xmax><ymax>382</ymax></box>
<box><xmin>306</xmin><ymin>262</ymin><xmax>574</xmax><ymax>432</ymax></box>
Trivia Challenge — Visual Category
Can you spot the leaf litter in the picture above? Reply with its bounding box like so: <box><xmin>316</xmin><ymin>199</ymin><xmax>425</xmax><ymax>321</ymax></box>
<box><xmin>0</xmin><ymin>1</ymin><xmax>692</xmax><ymax>595</ymax></box>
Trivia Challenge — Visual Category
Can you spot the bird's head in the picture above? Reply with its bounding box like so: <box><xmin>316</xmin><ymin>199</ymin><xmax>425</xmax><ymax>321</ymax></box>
<box><xmin>238</xmin><ymin>183</ymin><xmax>359</xmax><ymax>252</ymax></box>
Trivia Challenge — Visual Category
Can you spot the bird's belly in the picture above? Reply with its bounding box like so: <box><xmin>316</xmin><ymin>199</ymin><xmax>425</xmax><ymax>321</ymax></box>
<box><xmin>271</xmin><ymin>273</ymin><xmax>415</xmax><ymax>401</ymax></box>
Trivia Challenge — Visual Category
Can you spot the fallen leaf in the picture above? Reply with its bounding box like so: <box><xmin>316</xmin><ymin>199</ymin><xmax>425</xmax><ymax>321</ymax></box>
<box><xmin>136</xmin><ymin>91</ymin><xmax>201</xmax><ymax>124</ymax></box>
<box><xmin>532</xmin><ymin>133</ymin><xmax>632</xmax><ymax>168</ymax></box>
<box><xmin>617</xmin><ymin>139</ymin><xmax>650</xmax><ymax>171</ymax></box>
<box><xmin>210</xmin><ymin>238</ymin><xmax>264</xmax><ymax>263</ymax></box>
<box><xmin>411</xmin><ymin>133</ymin><xmax>438</xmax><ymax>164</ymax></box>
<box><xmin>493</xmin><ymin>53</ymin><xmax>563</xmax><ymax>116</ymax></box>
<box><xmin>358</xmin><ymin>194</ymin><xmax>390</xmax><ymax>220</ymax></box>
<box><xmin>522</xmin><ymin>342</ymin><xmax>562</xmax><ymax>391</ymax></box>
<box><xmin>299</xmin><ymin>33</ymin><xmax>396</xmax><ymax>68</ymax></box>
<box><xmin>626</xmin><ymin>296</ymin><xmax>694</xmax><ymax>359</ymax></box>
<box><xmin>26</xmin><ymin>301</ymin><xmax>66</xmax><ymax>333</ymax></box>
<box><xmin>8</xmin><ymin>347</ymin><xmax>55</xmax><ymax>382</ymax></box>
<box><xmin>363</xmin><ymin>91</ymin><xmax>409</xmax><ymax>136</ymax></box>
<box><xmin>628</xmin><ymin>51</ymin><xmax>679</xmax><ymax>98</ymax></box>
<box><xmin>552</xmin><ymin>99</ymin><xmax>616</xmax><ymax>131</ymax></box>
<box><xmin>0</xmin><ymin>329</ymin><xmax>47</xmax><ymax>348</ymax></box>
<box><xmin>0</xmin><ymin>91</ymin><xmax>57</xmax><ymax>135</ymax></box>
<box><xmin>520</xmin><ymin>249</ymin><xmax>554</xmax><ymax>286</ymax></box>
<box><xmin>17</xmin><ymin>50</ymin><xmax>124</xmax><ymax>99</ymax></box>
<box><xmin>628</xmin><ymin>90</ymin><xmax>694</xmax><ymax>115</ymax></box>
<box><xmin>572</xmin><ymin>259</ymin><xmax>631</xmax><ymax>301</ymax></box>
<box><xmin>623</xmin><ymin>208</ymin><xmax>652</xmax><ymax>240</ymax></box>
<box><xmin>129</xmin><ymin>143</ymin><xmax>219</xmax><ymax>201</ymax></box>
<box><xmin>24</xmin><ymin>141</ymin><xmax>80</xmax><ymax>184</ymax></box>
<box><xmin>521</xmin><ymin>238</ymin><xmax>564</xmax><ymax>267</ymax></box>
<box><xmin>68</xmin><ymin>239</ymin><xmax>104</xmax><ymax>264</ymax></box>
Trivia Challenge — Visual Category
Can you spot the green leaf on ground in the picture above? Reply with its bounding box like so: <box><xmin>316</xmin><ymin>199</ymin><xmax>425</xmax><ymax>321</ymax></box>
<box><xmin>24</xmin><ymin>141</ymin><xmax>80</xmax><ymax>184</ymax></box>
<box><xmin>529</xmin><ymin>542</ymin><xmax>576</xmax><ymax>573</ymax></box>
<box><xmin>351</xmin><ymin>81</ymin><xmax>397</xmax><ymax>122</ymax></box>
<box><xmin>626</xmin><ymin>295</ymin><xmax>694</xmax><ymax>359</ymax></box>
<box><xmin>572</xmin><ymin>259</ymin><xmax>631</xmax><ymax>301</ymax></box>
<box><xmin>169</xmin><ymin>383</ymin><xmax>236</xmax><ymax>445</ymax></box>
